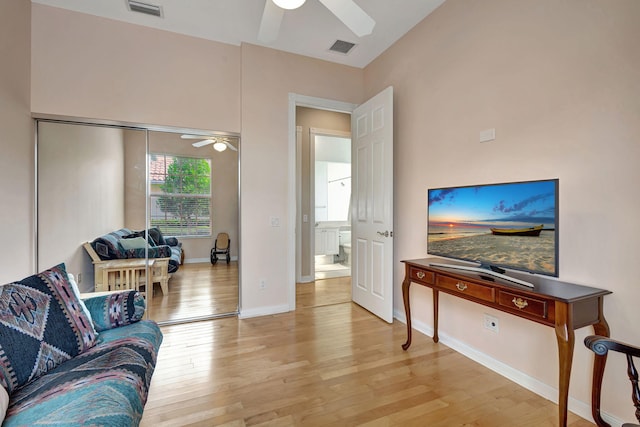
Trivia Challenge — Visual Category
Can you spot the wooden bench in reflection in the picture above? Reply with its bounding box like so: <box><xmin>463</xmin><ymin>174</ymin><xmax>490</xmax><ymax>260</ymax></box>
<box><xmin>83</xmin><ymin>242</ymin><xmax>170</xmax><ymax>295</ymax></box>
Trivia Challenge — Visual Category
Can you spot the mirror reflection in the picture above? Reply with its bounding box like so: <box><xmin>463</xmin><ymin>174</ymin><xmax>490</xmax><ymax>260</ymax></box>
<box><xmin>37</xmin><ymin>121</ymin><xmax>239</xmax><ymax>324</ymax></box>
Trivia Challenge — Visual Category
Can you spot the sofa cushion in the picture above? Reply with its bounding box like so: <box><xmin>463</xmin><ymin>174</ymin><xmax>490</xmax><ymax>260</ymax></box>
<box><xmin>0</xmin><ymin>264</ymin><xmax>98</xmax><ymax>394</ymax></box>
<box><xmin>3</xmin><ymin>320</ymin><xmax>162</xmax><ymax>427</ymax></box>
<box><xmin>83</xmin><ymin>291</ymin><xmax>145</xmax><ymax>332</ymax></box>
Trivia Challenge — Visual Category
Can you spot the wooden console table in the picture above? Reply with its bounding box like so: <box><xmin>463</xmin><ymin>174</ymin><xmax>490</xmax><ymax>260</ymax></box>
<box><xmin>401</xmin><ymin>258</ymin><xmax>611</xmax><ymax>427</ymax></box>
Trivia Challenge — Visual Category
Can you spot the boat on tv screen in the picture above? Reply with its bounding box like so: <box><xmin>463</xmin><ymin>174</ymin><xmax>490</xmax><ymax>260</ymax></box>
<box><xmin>427</xmin><ymin>179</ymin><xmax>558</xmax><ymax>276</ymax></box>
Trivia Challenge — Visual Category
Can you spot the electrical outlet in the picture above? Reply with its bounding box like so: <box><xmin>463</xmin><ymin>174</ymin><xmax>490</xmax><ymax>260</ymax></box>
<box><xmin>483</xmin><ymin>314</ymin><xmax>499</xmax><ymax>333</ymax></box>
<box><xmin>77</xmin><ymin>273</ymin><xmax>82</xmax><ymax>284</ymax></box>
<box><xmin>259</xmin><ymin>279</ymin><xmax>266</xmax><ymax>290</ymax></box>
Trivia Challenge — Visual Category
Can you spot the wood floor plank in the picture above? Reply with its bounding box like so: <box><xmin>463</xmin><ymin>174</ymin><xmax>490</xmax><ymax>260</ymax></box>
<box><xmin>141</xmin><ymin>281</ymin><xmax>594</xmax><ymax>427</ymax></box>
<box><xmin>148</xmin><ymin>262</ymin><xmax>239</xmax><ymax>322</ymax></box>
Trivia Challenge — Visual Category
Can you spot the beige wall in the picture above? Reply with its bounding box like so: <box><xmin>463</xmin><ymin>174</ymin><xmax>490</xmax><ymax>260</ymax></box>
<box><xmin>364</xmin><ymin>0</ymin><xmax>640</xmax><ymax>422</ymax></box>
<box><xmin>0</xmin><ymin>0</ymin><xmax>33</xmax><ymax>283</ymax></box>
<box><xmin>38</xmin><ymin>122</ymin><xmax>126</xmax><ymax>291</ymax></box>
<box><xmin>240</xmin><ymin>43</ymin><xmax>363</xmax><ymax>315</ymax></box>
<box><xmin>31</xmin><ymin>4</ymin><xmax>241</xmax><ymax>132</ymax></box>
<box><xmin>296</xmin><ymin>107</ymin><xmax>351</xmax><ymax>278</ymax></box>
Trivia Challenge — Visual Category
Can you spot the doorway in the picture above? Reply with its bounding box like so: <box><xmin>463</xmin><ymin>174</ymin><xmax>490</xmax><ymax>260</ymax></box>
<box><xmin>294</xmin><ymin>106</ymin><xmax>353</xmax><ymax>285</ymax></box>
<box><xmin>289</xmin><ymin>88</ymin><xmax>394</xmax><ymax>322</ymax></box>
<box><xmin>311</xmin><ymin>130</ymin><xmax>352</xmax><ymax>280</ymax></box>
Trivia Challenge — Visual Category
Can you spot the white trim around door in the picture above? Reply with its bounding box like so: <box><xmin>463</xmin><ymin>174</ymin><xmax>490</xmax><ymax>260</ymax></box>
<box><xmin>287</xmin><ymin>94</ymin><xmax>357</xmax><ymax>311</ymax></box>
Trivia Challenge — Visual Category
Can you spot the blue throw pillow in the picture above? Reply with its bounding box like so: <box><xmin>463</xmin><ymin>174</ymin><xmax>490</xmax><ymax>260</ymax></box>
<box><xmin>0</xmin><ymin>264</ymin><xmax>98</xmax><ymax>394</ymax></box>
<box><xmin>82</xmin><ymin>291</ymin><xmax>145</xmax><ymax>332</ymax></box>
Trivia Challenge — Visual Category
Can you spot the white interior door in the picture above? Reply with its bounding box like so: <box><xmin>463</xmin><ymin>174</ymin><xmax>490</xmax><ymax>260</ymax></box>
<box><xmin>351</xmin><ymin>86</ymin><xmax>394</xmax><ymax>323</ymax></box>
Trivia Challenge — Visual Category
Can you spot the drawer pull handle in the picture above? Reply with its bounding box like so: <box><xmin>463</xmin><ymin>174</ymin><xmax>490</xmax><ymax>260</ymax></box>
<box><xmin>512</xmin><ymin>297</ymin><xmax>529</xmax><ymax>309</ymax></box>
<box><xmin>456</xmin><ymin>282</ymin><xmax>468</xmax><ymax>291</ymax></box>
<box><xmin>416</xmin><ymin>271</ymin><xmax>425</xmax><ymax>279</ymax></box>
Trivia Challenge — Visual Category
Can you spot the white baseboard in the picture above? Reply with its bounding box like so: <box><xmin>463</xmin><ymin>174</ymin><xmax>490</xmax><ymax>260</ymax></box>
<box><xmin>239</xmin><ymin>304</ymin><xmax>290</xmax><ymax>319</ymax></box>
<box><xmin>298</xmin><ymin>275</ymin><xmax>314</xmax><ymax>283</ymax></box>
<box><xmin>392</xmin><ymin>309</ymin><xmax>622</xmax><ymax>426</ymax></box>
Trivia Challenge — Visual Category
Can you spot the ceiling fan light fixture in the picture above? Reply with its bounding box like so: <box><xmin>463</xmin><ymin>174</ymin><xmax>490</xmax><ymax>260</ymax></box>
<box><xmin>272</xmin><ymin>0</ymin><xmax>306</xmax><ymax>10</ymax></box>
<box><xmin>213</xmin><ymin>141</ymin><xmax>227</xmax><ymax>152</ymax></box>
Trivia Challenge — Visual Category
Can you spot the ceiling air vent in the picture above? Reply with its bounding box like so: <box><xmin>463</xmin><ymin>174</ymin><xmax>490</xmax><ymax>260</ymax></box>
<box><xmin>127</xmin><ymin>0</ymin><xmax>163</xmax><ymax>18</ymax></box>
<box><xmin>329</xmin><ymin>40</ymin><xmax>356</xmax><ymax>55</ymax></box>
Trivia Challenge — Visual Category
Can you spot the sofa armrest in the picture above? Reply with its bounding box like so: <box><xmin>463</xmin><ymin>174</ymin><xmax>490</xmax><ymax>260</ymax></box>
<box><xmin>82</xmin><ymin>290</ymin><xmax>145</xmax><ymax>332</ymax></box>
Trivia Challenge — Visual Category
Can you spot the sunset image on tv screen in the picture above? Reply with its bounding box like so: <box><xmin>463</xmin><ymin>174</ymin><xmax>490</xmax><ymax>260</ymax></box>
<box><xmin>427</xmin><ymin>179</ymin><xmax>558</xmax><ymax>276</ymax></box>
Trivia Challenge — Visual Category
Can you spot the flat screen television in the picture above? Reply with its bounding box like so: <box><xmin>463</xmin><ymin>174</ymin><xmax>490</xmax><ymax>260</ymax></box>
<box><xmin>427</xmin><ymin>179</ymin><xmax>559</xmax><ymax>278</ymax></box>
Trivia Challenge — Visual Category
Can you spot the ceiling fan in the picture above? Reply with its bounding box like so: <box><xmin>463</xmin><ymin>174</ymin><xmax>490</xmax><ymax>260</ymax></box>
<box><xmin>180</xmin><ymin>134</ymin><xmax>238</xmax><ymax>152</ymax></box>
<box><xmin>258</xmin><ymin>0</ymin><xmax>376</xmax><ymax>44</ymax></box>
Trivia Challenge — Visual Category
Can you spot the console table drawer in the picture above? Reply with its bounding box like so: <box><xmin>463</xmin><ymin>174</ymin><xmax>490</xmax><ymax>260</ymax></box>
<box><xmin>498</xmin><ymin>290</ymin><xmax>549</xmax><ymax>319</ymax></box>
<box><xmin>436</xmin><ymin>275</ymin><xmax>495</xmax><ymax>302</ymax></box>
<box><xmin>409</xmin><ymin>267</ymin><xmax>435</xmax><ymax>284</ymax></box>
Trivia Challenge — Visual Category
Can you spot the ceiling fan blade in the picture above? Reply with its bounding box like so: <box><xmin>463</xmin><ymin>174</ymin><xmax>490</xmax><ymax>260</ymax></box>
<box><xmin>192</xmin><ymin>139</ymin><xmax>214</xmax><ymax>148</ymax></box>
<box><xmin>181</xmin><ymin>134</ymin><xmax>208</xmax><ymax>140</ymax></box>
<box><xmin>318</xmin><ymin>0</ymin><xmax>375</xmax><ymax>37</ymax></box>
<box><xmin>225</xmin><ymin>141</ymin><xmax>238</xmax><ymax>152</ymax></box>
<box><xmin>258</xmin><ymin>0</ymin><xmax>285</xmax><ymax>43</ymax></box>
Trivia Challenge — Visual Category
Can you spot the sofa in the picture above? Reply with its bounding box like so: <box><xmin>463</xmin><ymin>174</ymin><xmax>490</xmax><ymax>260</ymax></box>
<box><xmin>90</xmin><ymin>227</ymin><xmax>182</xmax><ymax>273</ymax></box>
<box><xmin>85</xmin><ymin>227</ymin><xmax>183</xmax><ymax>295</ymax></box>
<box><xmin>0</xmin><ymin>263</ymin><xmax>162</xmax><ymax>426</ymax></box>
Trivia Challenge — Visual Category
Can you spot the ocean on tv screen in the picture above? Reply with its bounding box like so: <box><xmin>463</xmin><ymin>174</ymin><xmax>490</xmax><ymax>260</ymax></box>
<box><xmin>427</xmin><ymin>179</ymin><xmax>558</xmax><ymax>276</ymax></box>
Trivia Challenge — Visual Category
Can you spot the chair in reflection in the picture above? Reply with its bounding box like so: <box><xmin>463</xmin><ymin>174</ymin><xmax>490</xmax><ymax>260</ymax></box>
<box><xmin>584</xmin><ymin>335</ymin><xmax>640</xmax><ymax>427</ymax></box>
<box><xmin>210</xmin><ymin>232</ymin><xmax>231</xmax><ymax>265</ymax></box>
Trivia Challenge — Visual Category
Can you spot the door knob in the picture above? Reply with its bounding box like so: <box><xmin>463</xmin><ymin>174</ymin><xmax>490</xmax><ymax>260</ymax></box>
<box><xmin>377</xmin><ymin>231</ymin><xmax>389</xmax><ymax>237</ymax></box>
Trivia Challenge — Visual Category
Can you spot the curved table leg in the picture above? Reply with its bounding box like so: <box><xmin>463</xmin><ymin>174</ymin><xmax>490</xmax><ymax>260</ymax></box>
<box><xmin>402</xmin><ymin>275</ymin><xmax>412</xmax><ymax>350</ymax></box>
<box><xmin>555</xmin><ymin>302</ymin><xmax>574</xmax><ymax>427</ymax></box>
<box><xmin>590</xmin><ymin>297</ymin><xmax>611</xmax><ymax>427</ymax></box>
<box><xmin>432</xmin><ymin>289</ymin><xmax>439</xmax><ymax>343</ymax></box>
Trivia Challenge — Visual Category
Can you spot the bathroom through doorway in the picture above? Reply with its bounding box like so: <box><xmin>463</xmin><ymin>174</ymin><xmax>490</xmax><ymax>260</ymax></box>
<box><xmin>312</xmin><ymin>130</ymin><xmax>352</xmax><ymax>280</ymax></box>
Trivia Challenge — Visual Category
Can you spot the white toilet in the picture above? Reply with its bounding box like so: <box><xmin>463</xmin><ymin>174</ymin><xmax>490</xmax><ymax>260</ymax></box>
<box><xmin>339</xmin><ymin>230</ymin><xmax>351</xmax><ymax>266</ymax></box>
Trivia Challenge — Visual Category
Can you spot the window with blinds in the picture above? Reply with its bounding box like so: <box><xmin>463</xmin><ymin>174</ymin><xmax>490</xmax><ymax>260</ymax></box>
<box><xmin>149</xmin><ymin>153</ymin><xmax>212</xmax><ymax>237</ymax></box>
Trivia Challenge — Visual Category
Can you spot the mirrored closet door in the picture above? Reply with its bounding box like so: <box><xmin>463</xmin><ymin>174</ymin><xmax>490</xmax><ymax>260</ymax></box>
<box><xmin>146</xmin><ymin>130</ymin><xmax>239</xmax><ymax>320</ymax></box>
<box><xmin>37</xmin><ymin>121</ymin><xmax>239</xmax><ymax>324</ymax></box>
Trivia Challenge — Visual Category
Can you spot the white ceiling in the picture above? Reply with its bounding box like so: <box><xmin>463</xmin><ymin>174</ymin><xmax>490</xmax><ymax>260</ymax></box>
<box><xmin>31</xmin><ymin>0</ymin><xmax>444</xmax><ymax>68</ymax></box>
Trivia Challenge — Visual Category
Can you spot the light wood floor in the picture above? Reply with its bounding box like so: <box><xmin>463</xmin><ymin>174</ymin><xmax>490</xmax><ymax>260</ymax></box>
<box><xmin>296</xmin><ymin>276</ymin><xmax>351</xmax><ymax>308</ymax></box>
<box><xmin>147</xmin><ymin>263</ymin><xmax>351</xmax><ymax>323</ymax></box>
<box><xmin>140</xmin><ymin>282</ymin><xmax>595</xmax><ymax>427</ymax></box>
<box><xmin>147</xmin><ymin>262</ymin><xmax>239</xmax><ymax>323</ymax></box>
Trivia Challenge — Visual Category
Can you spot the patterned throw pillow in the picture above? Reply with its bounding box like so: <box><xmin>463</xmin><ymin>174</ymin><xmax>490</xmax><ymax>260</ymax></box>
<box><xmin>0</xmin><ymin>264</ymin><xmax>98</xmax><ymax>394</ymax></box>
<box><xmin>82</xmin><ymin>291</ymin><xmax>145</xmax><ymax>332</ymax></box>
